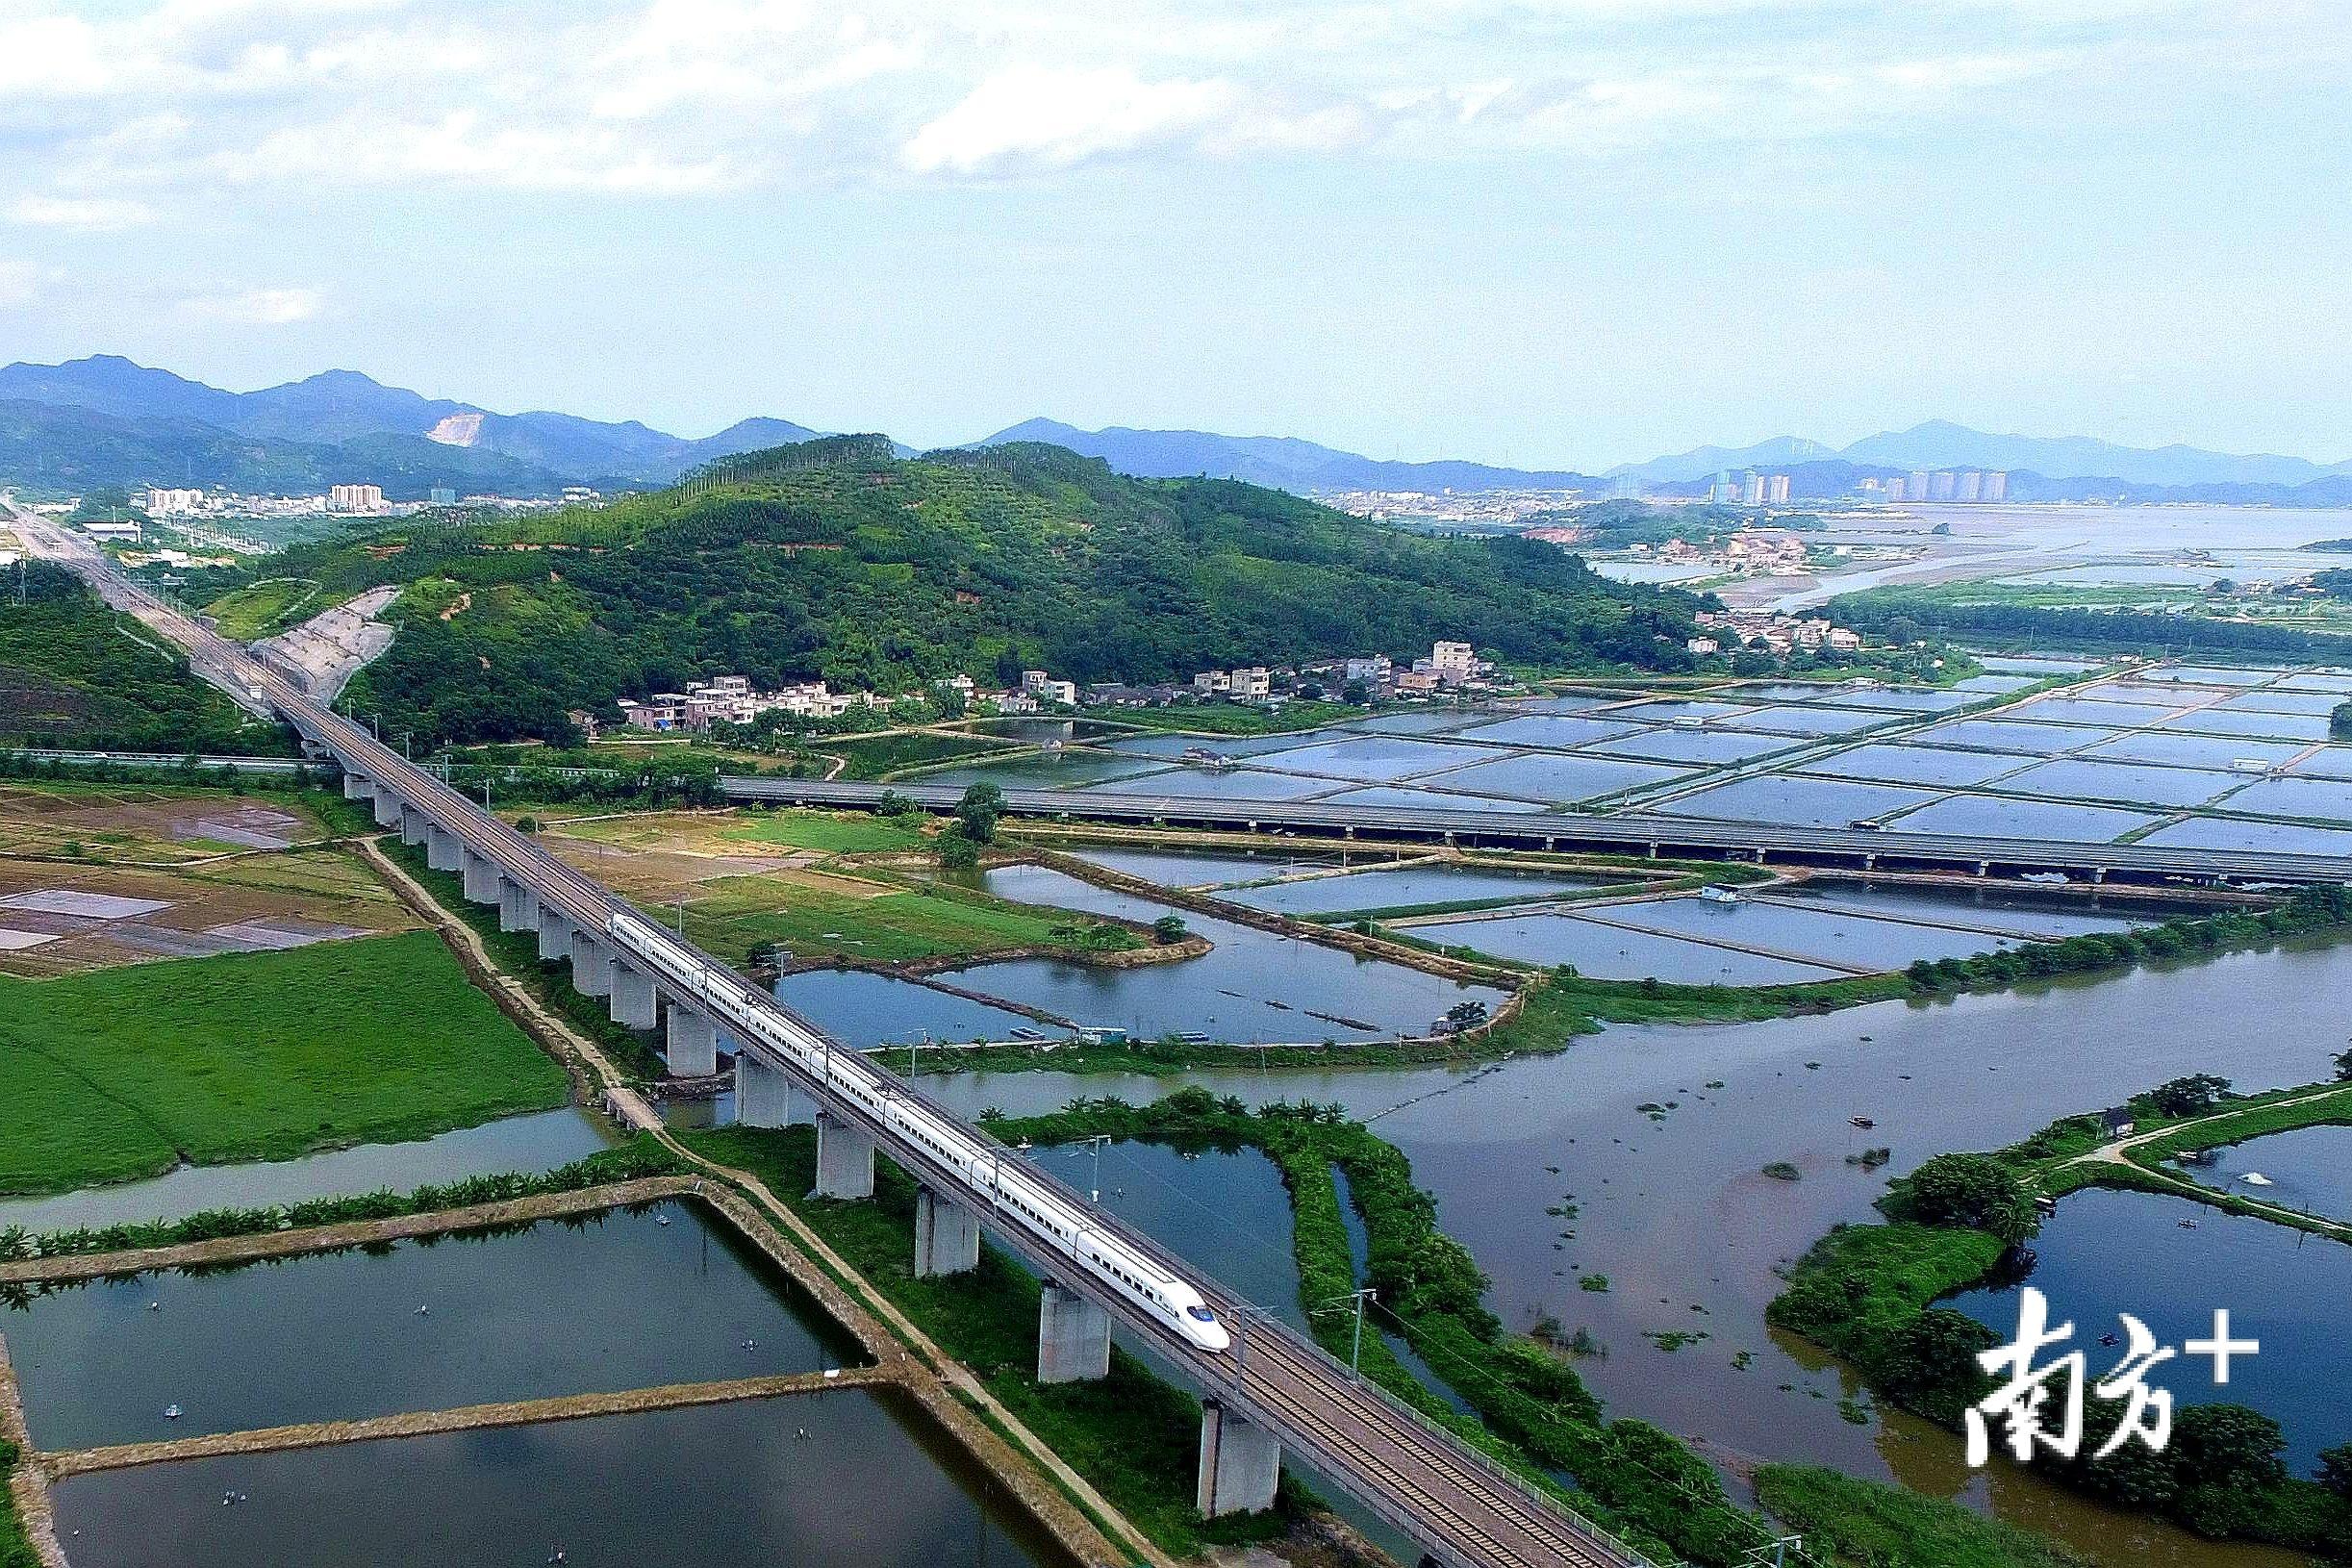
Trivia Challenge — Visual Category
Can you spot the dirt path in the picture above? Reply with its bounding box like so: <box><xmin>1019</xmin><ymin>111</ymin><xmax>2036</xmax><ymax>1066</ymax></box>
<box><xmin>357</xmin><ymin>836</ymin><xmax>1176</xmax><ymax>1568</ymax></box>
<box><xmin>2055</xmin><ymin>1085</ymin><xmax>2352</xmax><ymax>1241</ymax></box>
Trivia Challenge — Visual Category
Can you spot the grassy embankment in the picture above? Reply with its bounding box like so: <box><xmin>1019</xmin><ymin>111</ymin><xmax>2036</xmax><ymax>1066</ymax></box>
<box><xmin>0</xmin><ymin>1437</ymin><xmax>31</xmax><ymax>1568</ymax></box>
<box><xmin>0</xmin><ymin>928</ymin><xmax>569</xmax><ymax>1197</ymax></box>
<box><xmin>198</xmin><ymin>576</ymin><xmax>321</xmax><ymax>640</ymax></box>
<box><xmin>1770</xmin><ymin>1077</ymin><xmax>2352</xmax><ymax>1558</ymax></box>
<box><xmin>377</xmin><ymin>836</ymin><xmax>668</xmax><ymax>1083</ymax></box>
<box><xmin>531</xmin><ymin>809</ymin><xmax>1139</xmax><ymax>969</ymax></box>
<box><xmin>832</xmin><ymin>730</ymin><xmax>1024</xmax><ymax>780</ymax></box>
<box><xmin>1753</xmin><ymin>1464</ymin><xmax>2090</xmax><ymax>1568</ymax></box>
<box><xmin>1090</xmin><ymin>700</ymin><xmax>1362</xmax><ymax>737</ymax></box>
<box><xmin>2</xmin><ymin>1141</ymin><xmax>675</xmax><ymax>1263</ymax></box>
<box><xmin>683</xmin><ymin>870</ymin><xmax>1141</xmax><ymax>969</ymax></box>
<box><xmin>721</xmin><ymin>808</ymin><xmax>931</xmax><ymax>855</ymax></box>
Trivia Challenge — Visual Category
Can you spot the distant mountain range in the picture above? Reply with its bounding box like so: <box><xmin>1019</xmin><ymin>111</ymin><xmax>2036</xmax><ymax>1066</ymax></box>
<box><xmin>982</xmin><ymin>417</ymin><xmax>2352</xmax><ymax>506</ymax></box>
<box><xmin>0</xmin><ymin>356</ymin><xmax>822</xmax><ymax>497</ymax></box>
<box><xmin>1612</xmin><ymin>419</ymin><xmax>2352</xmax><ymax>491</ymax></box>
<box><xmin>5</xmin><ymin>354</ymin><xmax>2350</xmax><ymax>507</ymax></box>
<box><xmin>970</xmin><ymin>417</ymin><xmax>1605</xmax><ymax>493</ymax></box>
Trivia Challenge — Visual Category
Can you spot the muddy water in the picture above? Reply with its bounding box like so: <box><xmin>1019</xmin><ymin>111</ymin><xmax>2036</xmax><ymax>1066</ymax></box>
<box><xmin>920</xmin><ymin>939</ymin><xmax>2352</xmax><ymax>1567</ymax></box>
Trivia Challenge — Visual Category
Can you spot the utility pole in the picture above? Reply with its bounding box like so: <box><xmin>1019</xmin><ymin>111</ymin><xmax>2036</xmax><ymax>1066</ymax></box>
<box><xmin>1078</xmin><ymin>1132</ymin><xmax>1111</xmax><ymax>1203</ymax></box>
<box><xmin>1342</xmin><ymin>1287</ymin><xmax>1376</xmax><ymax>1379</ymax></box>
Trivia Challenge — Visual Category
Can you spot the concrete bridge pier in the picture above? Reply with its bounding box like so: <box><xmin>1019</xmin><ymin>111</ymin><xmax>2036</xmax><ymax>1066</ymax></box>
<box><xmin>371</xmin><ymin>791</ymin><xmax>404</xmax><ymax>829</ymax></box>
<box><xmin>609</xmin><ymin>958</ymin><xmax>658</xmax><ymax>1030</ymax></box>
<box><xmin>663</xmin><ymin>999</ymin><xmax>719</xmax><ymax>1076</ymax></box>
<box><xmin>569</xmin><ymin>930</ymin><xmax>615</xmax><ymax>997</ymax></box>
<box><xmin>426</xmin><ymin>824</ymin><xmax>465</xmax><ymax>873</ymax></box>
<box><xmin>497</xmin><ymin>877</ymin><xmax>538</xmax><ymax>934</ymax></box>
<box><xmin>462</xmin><ymin>851</ymin><xmax>502</xmax><ymax>905</ymax></box>
<box><xmin>1036</xmin><ymin>1281</ymin><xmax>1111</xmax><ymax>1383</ymax></box>
<box><xmin>1197</xmin><ymin>1399</ymin><xmax>1281</xmax><ymax>1518</ymax></box>
<box><xmin>813</xmin><ymin>1112</ymin><xmax>876</xmax><ymax>1200</ymax></box>
<box><xmin>735</xmin><ymin>1055</ymin><xmax>817</xmax><ymax>1127</ymax></box>
<box><xmin>341</xmin><ymin>772</ymin><xmax>374</xmax><ymax>801</ymax></box>
<box><xmin>537</xmin><ymin>905</ymin><xmax>575</xmax><ymax>962</ymax></box>
<box><xmin>913</xmin><ymin>1186</ymin><xmax>981</xmax><ymax>1277</ymax></box>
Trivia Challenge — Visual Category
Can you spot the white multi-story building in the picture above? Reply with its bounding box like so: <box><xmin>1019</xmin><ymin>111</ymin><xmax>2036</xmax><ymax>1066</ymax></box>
<box><xmin>1193</xmin><ymin>670</ymin><xmax>1232</xmax><ymax>695</ymax></box>
<box><xmin>144</xmin><ymin>488</ymin><xmax>204</xmax><ymax>517</ymax></box>
<box><xmin>1228</xmin><ymin>667</ymin><xmax>1271</xmax><ymax>699</ymax></box>
<box><xmin>327</xmin><ymin>484</ymin><xmax>386</xmax><ymax>514</ymax></box>
<box><xmin>1429</xmin><ymin>641</ymin><xmax>1476</xmax><ymax>677</ymax></box>
<box><xmin>1343</xmin><ymin>655</ymin><xmax>1393</xmax><ymax>684</ymax></box>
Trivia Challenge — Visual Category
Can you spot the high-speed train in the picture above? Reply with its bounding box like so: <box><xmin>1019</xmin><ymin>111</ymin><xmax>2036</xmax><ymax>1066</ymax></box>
<box><xmin>608</xmin><ymin>911</ymin><xmax>1233</xmax><ymax>1353</ymax></box>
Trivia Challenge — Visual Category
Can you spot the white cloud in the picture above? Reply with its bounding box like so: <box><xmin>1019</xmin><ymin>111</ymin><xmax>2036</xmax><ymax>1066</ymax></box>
<box><xmin>903</xmin><ymin>66</ymin><xmax>1239</xmax><ymax>174</ymax></box>
<box><xmin>183</xmin><ymin>286</ymin><xmax>322</xmax><ymax>324</ymax></box>
<box><xmin>9</xmin><ymin>195</ymin><xmax>157</xmax><ymax>231</ymax></box>
<box><xmin>0</xmin><ymin>261</ymin><xmax>45</xmax><ymax>310</ymax></box>
<box><xmin>0</xmin><ymin>0</ymin><xmax>2343</xmax><ymax>201</ymax></box>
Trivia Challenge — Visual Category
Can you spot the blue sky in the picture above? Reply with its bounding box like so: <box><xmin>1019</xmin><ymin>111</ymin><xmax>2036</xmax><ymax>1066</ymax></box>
<box><xmin>3</xmin><ymin>0</ymin><xmax>2347</xmax><ymax>468</ymax></box>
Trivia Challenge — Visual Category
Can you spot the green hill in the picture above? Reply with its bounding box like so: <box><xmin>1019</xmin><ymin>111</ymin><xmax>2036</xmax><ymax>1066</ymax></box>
<box><xmin>0</xmin><ymin>564</ymin><xmax>295</xmax><ymax>753</ymax></box>
<box><xmin>176</xmin><ymin>438</ymin><xmax>1708</xmax><ymax>746</ymax></box>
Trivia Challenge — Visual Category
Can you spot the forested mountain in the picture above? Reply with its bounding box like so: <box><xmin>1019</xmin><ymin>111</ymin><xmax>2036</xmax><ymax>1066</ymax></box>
<box><xmin>0</xmin><ymin>564</ymin><xmax>293</xmax><ymax>752</ymax></box>
<box><xmin>0</xmin><ymin>397</ymin><xmax>592</xmax><ymax>497</ymax></box>
<box><xmin>174</xmin><ymin>438</ymin><xmax>1705</xmax><ymax>746</ymax></box>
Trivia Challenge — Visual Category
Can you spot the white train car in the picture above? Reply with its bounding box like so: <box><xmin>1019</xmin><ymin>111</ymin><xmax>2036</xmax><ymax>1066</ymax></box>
<box><xmin>607</xmin><ymin>911</ymin><xmax>1232</xmax><ymax>1353</ymax></box>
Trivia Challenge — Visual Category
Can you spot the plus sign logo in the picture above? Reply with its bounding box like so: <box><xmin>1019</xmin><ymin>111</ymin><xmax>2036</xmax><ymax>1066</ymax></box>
<box><xmin>1966</xmin><ymin>1290</ymin><xmax>2262</xmax><ymax>1466</ymax></box>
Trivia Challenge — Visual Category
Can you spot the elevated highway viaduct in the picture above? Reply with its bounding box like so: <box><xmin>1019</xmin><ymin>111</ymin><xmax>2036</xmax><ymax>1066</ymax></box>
<box><xmin>722</xmin><ymin>777</ymin><xmax>2352</xmax><ymax>889</ymax></box>
<box><xmin>8</xmin><ymin>500</ymin><xmax>1657</xmax><ymax>1568</ymax></box>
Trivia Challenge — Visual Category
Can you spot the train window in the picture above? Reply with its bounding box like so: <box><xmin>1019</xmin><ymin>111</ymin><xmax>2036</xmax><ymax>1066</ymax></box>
<box><xmin>1187</xmin><ymin>1306</ymin><xmax>1219</xmax><ymax>1324</ymax></box>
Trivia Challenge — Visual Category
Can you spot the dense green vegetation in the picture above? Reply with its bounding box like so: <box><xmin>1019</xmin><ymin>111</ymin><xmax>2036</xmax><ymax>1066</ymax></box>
<box><xmin>380</xmin><ymin>836</ymin><xmax>667</xmax><ymax>1082</ymax></box>
<box><xmin>2333</xmin><ymin>700</ymin><xmax>2352</xmax><ymax>741</ymax></box>
<box><xmin>1904</xmin><ymin>886</ymin><xmax>2352</xmax><ymax>994</ymax></box>
<box><xmin>0</xmin><ymin>929</ymin><xmax>569</xmax><ymax>1194</ymax></box>
<box><xmin>1832</xmin><ymin>587</ymin><xmax>2352</xmax><ymax>662</ymax></box>
<box><xmin>1</xmin><ymin>1141</ymin><xmax>673</xmax><ymax>1265</ymax></box>
<box><xmin>0</xmin><ymin>563</ymin><xmax>293</xmax><ymax>753</ymax></box>
<box><xmin>179</xmin><ymin>440</ymin><xmax>1707</xmax><ymax>747</ymax></box>
<box><xmin>1752</xmin><ymin>1464</ymin><xmax>2089</xmax><ymax>1568</ymax></box>
<box><xmin>0</xmin><ymin>1437</ymin><xmax>29</xmax><ymax>1568</ymax></box>
<box><xmin>1770</xmin><ymin>1107</ymin><xmax>2352</xmax><ymax>1557</ymax></box>
<box><xmin>199</xmin><ymin>576</ymin><xmax>320</xmax><ymax>639</ymax></box>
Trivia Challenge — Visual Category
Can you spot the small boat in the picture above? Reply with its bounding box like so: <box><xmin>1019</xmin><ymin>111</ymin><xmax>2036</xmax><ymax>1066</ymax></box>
<box><xmin>2240</xmin><ymin>1172</ymin><xmax>2275</xmax><ymax>1187</ymax></box>
<box><xmin>1849</xmin><ymin>1116</ymin><xmax>1877</xmax><ymax>1129</ymax></box>
<box><xmin>1698</xmin><ymin>884</ymin><xmax>1742</xmax><ymax>905</ymax></box>
<box><xmin>164</xmin><ymin>1404</ymin><xmax>183</xmax><ymax>1420</ymax></box>
<box><xmin>654</xmin><ymin>1213</ymin><xmax>671</xmax><ymax>1226</ymax></box>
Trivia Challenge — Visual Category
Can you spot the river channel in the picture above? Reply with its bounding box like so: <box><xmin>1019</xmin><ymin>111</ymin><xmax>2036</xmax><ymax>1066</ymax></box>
<box><xmin>911</xmin><ymin>936</ymin><xmax>2352</xmax><ymax>1567</ymax></box>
